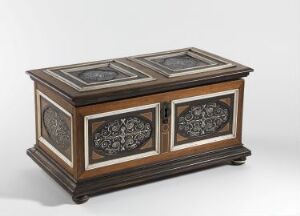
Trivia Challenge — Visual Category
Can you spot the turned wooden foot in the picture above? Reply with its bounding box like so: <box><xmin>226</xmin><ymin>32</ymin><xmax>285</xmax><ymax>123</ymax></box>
<box><xmin>72</xmin><ymin>195</ymin><xmax>89</xmax><ymax>204</ymax></box>
<box><xmin>231</xmin><ymin>156</ymin><xmax>246</xmax><ymax>166</ymax></box>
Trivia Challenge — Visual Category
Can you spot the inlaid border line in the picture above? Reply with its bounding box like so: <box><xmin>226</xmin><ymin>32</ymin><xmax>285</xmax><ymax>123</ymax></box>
<box><xmin>144</xmin><ymin>51</ymin><xmax>218</xmax><ymax>72</ymax></box>
<box><xmin>60</xmin><ymin>62</ymin><xmax>138</xmax><ymax>86</ymax></box>
<box><xmin>129</xmin><ymin>48</ymin><xmax>234</xmax><ymax>78</ymax></box>
<box><xmin>43</xmin><ymin>60</ymin><xmax>156</xmax><ymax>92</ymax></box>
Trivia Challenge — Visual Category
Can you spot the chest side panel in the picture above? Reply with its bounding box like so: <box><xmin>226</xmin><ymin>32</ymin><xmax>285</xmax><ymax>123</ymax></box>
<box><xmin>35</xmin><ymin>83</ymin><xmax>77</xmax><ymax>177</ymax></box>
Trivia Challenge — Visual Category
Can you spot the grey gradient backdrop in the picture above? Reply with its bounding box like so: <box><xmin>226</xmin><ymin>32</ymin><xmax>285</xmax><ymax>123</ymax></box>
<box><xmin>0</xmin><ymin>0</ymin><xmax>299</xmax><ymax>215</ymax></box>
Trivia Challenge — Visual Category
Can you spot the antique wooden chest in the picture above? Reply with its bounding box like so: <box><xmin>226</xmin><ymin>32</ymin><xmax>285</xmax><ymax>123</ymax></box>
<box><xmin>27</xmin><ymin>47</ymin><xmax>253</xmax><ymax>204</ymax></box>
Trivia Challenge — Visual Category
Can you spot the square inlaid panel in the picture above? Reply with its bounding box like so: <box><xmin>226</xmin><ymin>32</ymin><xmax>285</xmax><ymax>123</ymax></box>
<box><xmin>44</xmin><ymin>60</ymin><xmax>155</xmax><ymax>91</ymax></box>
<box><xmin>36</xmin><ymin>91</ymin><xmax>73</xmax><ymax>167</ymax></box>
<box><xmin>84</xmin><ymin>103</ymin><xmax>160</xmax><ymax>170</ymax></box>
<box><xmin>129</xmin><ymin>48</ymin><xmax>234</xmax><ymax>77</ymax></box>
<box><xmin>170</xmin><ymin>89</ymin><xmax>239</xmax><ymax>151</ymax></box>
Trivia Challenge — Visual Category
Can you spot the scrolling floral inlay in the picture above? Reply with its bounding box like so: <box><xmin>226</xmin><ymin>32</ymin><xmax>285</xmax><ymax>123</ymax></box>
<box><xmin>177</xmin><ymin>101</ymin><xmax>230</xmax><ymax>138</ymax></box>
<box><xmin>43</xmin><ymin>107</ymin><xmax>71</xmax><ymax>152</ymax></box>
<box><xmin>93</xmin><ymin>116</ymin><xmax>152</xmax><ymax>156</ymax></box>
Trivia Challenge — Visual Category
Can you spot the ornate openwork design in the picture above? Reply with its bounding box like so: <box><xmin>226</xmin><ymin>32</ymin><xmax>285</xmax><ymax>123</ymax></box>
<box><xmin>43</xmin><ymin>107</ymin><xmax>71</xmax><ymax>152</ymax></box>
<box><xmin>177</xmin><ymin>102</ymin><xmax>230</xmax><ymax>138</ymax></box>
<box><xmin>93</xmin><ymin>116</ymin><xmax>152</xmax><ymax>156</ymax></box>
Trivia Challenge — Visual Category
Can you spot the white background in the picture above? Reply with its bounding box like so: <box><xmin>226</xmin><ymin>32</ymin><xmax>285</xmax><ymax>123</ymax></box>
<box><xmin>0</xmin><ymin>0</ymin><xmax>299</xmax><ymax>215</ymax></box>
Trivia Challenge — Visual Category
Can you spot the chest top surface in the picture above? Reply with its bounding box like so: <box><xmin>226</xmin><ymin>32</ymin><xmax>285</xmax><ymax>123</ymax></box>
<box><xmin>27</xmin><ymin>47</ymin><xmax>253</xmax><ymax>106</ymax></box>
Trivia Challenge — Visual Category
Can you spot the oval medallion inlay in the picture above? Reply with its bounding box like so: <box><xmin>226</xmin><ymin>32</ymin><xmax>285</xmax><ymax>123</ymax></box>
<box><xmin>153</xmin><ymin>54</ymin><xmax>207</xmax><ymax>70</ymax></box>
<box><xmin>177</xmin><ymin>101</ymin><xmax>230</xmax><ymax>138</ymax></box>
<box><xmin>78</xmin><ymin>68</ymin><xmax>118</xmax><ymax>82</ymax></box>
<box><xmin>43</xmin><ymin>107</ymin><xmax>71</xmax><ymax>150</ymax></box>
<box><xmin>93</xmin><ymin>116</ymin><xmax>152</xmax><ymax>156</ymax></box>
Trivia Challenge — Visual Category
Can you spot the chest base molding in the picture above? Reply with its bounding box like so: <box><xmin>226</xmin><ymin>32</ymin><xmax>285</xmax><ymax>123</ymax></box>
<box><xmin>27</xmin><ymin>144</ymin><xmax>251</xmax><ymax>204</ymax></box>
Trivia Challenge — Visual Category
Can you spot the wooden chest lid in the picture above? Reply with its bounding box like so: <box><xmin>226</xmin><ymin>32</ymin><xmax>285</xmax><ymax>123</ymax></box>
<box><xmin>27</xmin><ymin>47</ymin><xmax>253</xmax><ymax>106</ymax></box>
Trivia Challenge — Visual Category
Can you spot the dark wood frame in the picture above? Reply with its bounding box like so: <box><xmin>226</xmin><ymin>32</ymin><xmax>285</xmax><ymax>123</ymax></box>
<box><xmin>27</xmin><ymin>47</ymin><xmax>253</xmax><ymax>107</ymax></box>
<box><xmin>27</xmin><ymin>144</ymin><xmax>251</xmax><ymax>204</ymax></box>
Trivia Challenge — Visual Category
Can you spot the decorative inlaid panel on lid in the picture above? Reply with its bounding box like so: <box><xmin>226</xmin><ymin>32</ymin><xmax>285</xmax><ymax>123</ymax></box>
<box><xmin>129</xmin><ymin>47</ymin><xmax>234</xmax><ymax>77</ymax></box>
<box><xmin>27</xmin><ymin>47</ymin><xmax>253</xmax><ymax>106</ymax></box>
<box><xmin>44</xmin><ymin>60</ymin><xmax>155</xmax><ymax>92</ymax></box>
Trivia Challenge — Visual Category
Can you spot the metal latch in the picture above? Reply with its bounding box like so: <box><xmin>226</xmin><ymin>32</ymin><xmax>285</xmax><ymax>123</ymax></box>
<box><xmin>161</xmin><ymin>102</ymin><xmax>170</xmax><ymax>124</ymax></box>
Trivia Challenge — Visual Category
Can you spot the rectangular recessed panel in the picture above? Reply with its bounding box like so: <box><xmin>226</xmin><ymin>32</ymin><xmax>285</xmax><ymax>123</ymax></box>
<box><xmin>84</xmin><ymin>103</ymin><xmax>160</xmax><ymax>170</ymax></box>
<box><xmin>170</xmin><ymin>89</ymin><xmax>239</xmax><ymax>151</ymax></box>
<box><xmin>36</xmin><ymin>90</ymin><xmax>73</xmax><ymax>167</ymax></box>
<box><xmin>44</xmin><ymin>60</ymin><xmax>155</xmax><ymax>91</ymax></box>
<box><xmin>129</xmin><ymin>48</ymin><xmax>234</xmax><ymax>77</ymax></box>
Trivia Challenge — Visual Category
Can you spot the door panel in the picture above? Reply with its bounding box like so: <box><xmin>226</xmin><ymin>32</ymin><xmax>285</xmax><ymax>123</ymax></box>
<box><xmin>171</xmin><ymin>89</ymin><xmax>239</xmax><ymax>151</ymax></box>
<box><xmin>84</xmin><ymin>103</ymin><xmax>160</xmax><ymax>170</ymax></box>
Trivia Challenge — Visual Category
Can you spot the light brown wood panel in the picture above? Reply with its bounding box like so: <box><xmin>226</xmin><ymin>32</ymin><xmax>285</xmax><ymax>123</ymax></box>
<box><xmin>77</xmin><ymin>79</ymin><xmax>244</xmax><ymax>180</ymax></box>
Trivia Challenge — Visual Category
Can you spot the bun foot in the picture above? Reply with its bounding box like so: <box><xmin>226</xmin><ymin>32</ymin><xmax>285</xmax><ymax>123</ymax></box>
<box><xmin>231</xmin><ymin>156</ymin><xmax>246</xmax><ymax>166</ymax></box>
<box><xmin>72</xmin><ymin>195</ymin><xmax>89</xmax><ymax>204</ymax></box>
